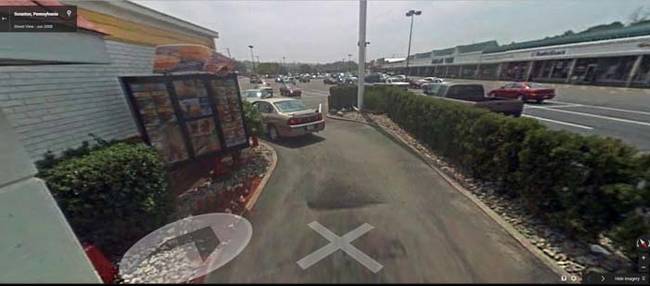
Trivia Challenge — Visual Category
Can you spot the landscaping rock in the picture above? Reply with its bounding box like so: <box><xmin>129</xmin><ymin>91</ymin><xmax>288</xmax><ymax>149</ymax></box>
<box><xmin>590</xmin><ymin>244</ymin><xmax>611</xmax><ymax>256</ymax></box>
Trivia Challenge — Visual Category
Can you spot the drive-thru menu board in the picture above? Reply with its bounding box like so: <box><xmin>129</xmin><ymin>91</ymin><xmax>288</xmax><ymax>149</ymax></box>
<box><xmin>120</xmin><ymin>73</ymin><xmax>249</xmax><ymax>165</ymax></box>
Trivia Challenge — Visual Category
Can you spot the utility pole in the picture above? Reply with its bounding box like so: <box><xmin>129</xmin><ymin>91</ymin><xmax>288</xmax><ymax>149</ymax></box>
<box><xmin>358</xmin><ymin>0</ymin><xmax>367</xmax><ymax>110</ymax></box>
<box><xmin>248</xmin><ymin>45</ymin><xmax>256</xmax><ymax>74</ymax></box>
<box><xmin>405</xmin><ymin>9</ymin><xmax>421</xmax><ymax>78</ymax></box>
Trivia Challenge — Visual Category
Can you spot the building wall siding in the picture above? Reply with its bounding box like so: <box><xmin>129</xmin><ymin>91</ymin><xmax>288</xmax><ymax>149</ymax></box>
<box><xmin>0</xmin><ymin>40</ymin><xmax>154</xmax><ymax>161</ymax></box>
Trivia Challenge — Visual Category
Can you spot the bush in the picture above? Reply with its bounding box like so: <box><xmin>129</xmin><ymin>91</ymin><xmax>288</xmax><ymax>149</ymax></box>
<box><xmin>243</xmin><ymin>100</ymin><xmax>264</xmax><ymax>137</ymax></box>
<box><xmin>354</xmin><ymin>85</ymin><xmax>649</xmax><ymax>256</ymax></box>
<box><xmin>39</xmin><ymin>143</ymin><xmax>171</xmax><ymax>259</ymax></box>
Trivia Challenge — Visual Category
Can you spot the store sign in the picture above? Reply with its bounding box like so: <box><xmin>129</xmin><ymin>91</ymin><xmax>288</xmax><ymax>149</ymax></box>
<box><xmin>120</xmin><ymin>73</ymin><xmax>249</xmax><ymax>165</ymax></box>
<box><xmin>530</xmin><ymin>49</ymin><xmax>567</xmax><ymax>57</ymax></box>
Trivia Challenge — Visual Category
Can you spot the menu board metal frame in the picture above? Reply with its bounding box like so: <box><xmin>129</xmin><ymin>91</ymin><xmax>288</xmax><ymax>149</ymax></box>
<box><xmin>119</xmin><ymin>73</ymin><xmax>250</xmax><ymax>167</ymax></box>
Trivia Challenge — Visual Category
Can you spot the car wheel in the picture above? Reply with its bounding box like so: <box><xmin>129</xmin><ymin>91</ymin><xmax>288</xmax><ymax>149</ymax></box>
<box><xmin>536</xmin><ymin>99</ymin><xmax>544</xmax><ymax>104</ymax></box>
<box><xmin>517</xmin><ymin>94</ymin><xmax>527</xmax><ymax>102</ymax></box>
<box><xmin>267</xmin><ymin>125</ymin><xmax>279</xmax><ymax>141</ymax></box>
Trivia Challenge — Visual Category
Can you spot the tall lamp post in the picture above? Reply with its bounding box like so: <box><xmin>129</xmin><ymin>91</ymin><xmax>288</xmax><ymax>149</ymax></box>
<box><xmin>248</xmin><ymin>45</ymin><xmax>256</xmax><ymax>74</ymax></box>
<box><xmin>348</xmin><ymin>54</ymin><xmax>352</xmax><ymax>73</ymax></box>
<box><xmin>405</xmin><ymin>9</ymin><xmax>421</xmax><ymax>78</ymax></box>
<box><xmin>357</xmin><ymin>0</ymin><xmax>367</xmax><ymax>110</ymax></box>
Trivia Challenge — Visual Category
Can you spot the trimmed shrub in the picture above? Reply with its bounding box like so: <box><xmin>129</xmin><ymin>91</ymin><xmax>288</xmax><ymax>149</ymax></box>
<box><xmin>347</xmin><ymin>85</ymin><xmax>649</xmax><ymax>256</ymax></box>
<box><xmin>39</xmin><ymin>143</ymin><xmax>171</xmax><ymax>258</ymax></box>
<box><xmin>243</xmin><ymin>100</ymin><xmax>264</xmax><ymax>137</ymax></box>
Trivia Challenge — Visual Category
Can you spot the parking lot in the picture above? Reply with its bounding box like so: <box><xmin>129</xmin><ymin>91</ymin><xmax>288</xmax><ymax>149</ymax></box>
<box><xmin>259</xmin><ymin>76</ymin><xmax>650</xmax><ymax>152</ymax></box>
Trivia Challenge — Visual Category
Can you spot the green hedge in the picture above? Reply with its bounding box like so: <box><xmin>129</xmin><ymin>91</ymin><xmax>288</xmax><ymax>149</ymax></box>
<box><xmin>38</xmin><ymin>142</ymin><xmax>171</xmax><ymax>258</ymax></box>
<box><xmin>334</xmin><ymin>85</ymin><xmax>650</xmax><ymax>256</ymax></box>
<box><xmin>243</xmin><ymin>100</ymin><xmax>264</xmax><ymax>137</ymax></box>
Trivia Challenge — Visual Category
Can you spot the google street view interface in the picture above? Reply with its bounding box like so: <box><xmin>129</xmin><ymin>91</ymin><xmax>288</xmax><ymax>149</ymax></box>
<box><xmin>3</xmin><ymin>0</ymin><xmax>650</xmax><ymax>284</ymax></box>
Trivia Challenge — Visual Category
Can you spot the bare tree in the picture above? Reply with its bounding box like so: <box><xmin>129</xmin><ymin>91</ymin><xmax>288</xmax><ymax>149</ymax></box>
<box><xmin>628</xmin><ymin>6</ymin><xmax>650</xmax><ymax>25</ymax></box>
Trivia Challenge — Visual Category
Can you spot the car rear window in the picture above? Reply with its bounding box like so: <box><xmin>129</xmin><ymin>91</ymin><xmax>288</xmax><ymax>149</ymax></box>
<box><xmin>446</xmin><ymin>85</ymin><xmax>485</xmax><ymax>101</ymax></box>
<box><xmin>274</xmin><ymin>100</ymin><xmax>307</xmax><ymax>112</ymax></box>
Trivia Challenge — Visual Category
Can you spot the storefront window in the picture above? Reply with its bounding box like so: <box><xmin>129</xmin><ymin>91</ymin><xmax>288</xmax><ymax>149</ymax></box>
<box><xmin>460</xmin><ymin>65</ymin><xmax>477</xmax><ymax>79</ymax></box>
<box><xmin>530</xmin><ymin>59</ymin><xmax>572</xmax><ymax>82</ymax></box>
<box><xmin>572</xmin><ymin>56</ymin><xmax>636</xmax><ymax>86</ymax></box>
<box><xmin>500</xmin><ymin>61</ymin><xmax>530</xmax><ymax>81</ymax></box>
<box><xmin>447</xmin><ymin>66</ymin><xmax>460</xmax><ymax>78</ymax></box>
<box><xmin>434</xmin><ymin>66</ymin><xmax>446</xmax><ymax>77</ymax></box>
<box><xmin>478</xmin><ymin>64</ymin><xmax>499</xmax><ymax>80</ymax></box>
<box><xmin>631</xmin><ymin>55</ymin><xmax>650</xmax><ymax>87</ymax></box>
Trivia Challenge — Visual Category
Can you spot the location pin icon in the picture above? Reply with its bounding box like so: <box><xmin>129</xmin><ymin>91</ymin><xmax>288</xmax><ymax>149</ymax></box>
<box><xmin>66</xmin><ymin>10</ymin><xmax>72</xmax><ymax>17</ymax></box>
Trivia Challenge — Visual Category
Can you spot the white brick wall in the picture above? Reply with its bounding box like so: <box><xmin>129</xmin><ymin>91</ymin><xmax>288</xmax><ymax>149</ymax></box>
<box><xmin>0</xmin><ymin>40</ymin><xmax>155</xmax><ymax>161</ymax></box>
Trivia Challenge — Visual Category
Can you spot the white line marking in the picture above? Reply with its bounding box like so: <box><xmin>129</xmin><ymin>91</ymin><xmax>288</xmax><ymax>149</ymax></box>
<box><xmin>546</xmin><ymin>100</ymin><xmax>650</xmax><ymax>116</ymax></box>
<box><xmin>522</xmin><ymin>114</ymin><xmax>594</xmax><ymax>130</ymax></box>
<box><xmin>526</xmin><ymin>106</ymin><xmax>650</xmax><ymax>127</ymax></box>
<box><xmin>302</xmin><ymin>89</ymin><xmax>330</xmax><ymax>96</ymax></box>
<box><xmin>544</xmin><ymin>104</ymin><xmax>584</xmax><ymax>109</ymax></box>
<box><xmin>297</xmin><ymin>221</ymin><xmax>383</xmax><ymax>273</ymax></box>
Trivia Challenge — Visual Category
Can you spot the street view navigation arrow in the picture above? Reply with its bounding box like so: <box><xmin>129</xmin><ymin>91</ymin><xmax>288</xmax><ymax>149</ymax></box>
<box><xmin>119</xmin><ymin>213</ymin><xmax>253</xmax><ymax>283</ymax></box>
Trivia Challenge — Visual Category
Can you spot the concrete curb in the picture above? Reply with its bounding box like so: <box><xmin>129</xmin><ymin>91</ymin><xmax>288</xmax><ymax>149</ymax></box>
<box><xmin>330</xmin><ymin>112</ymin><xmax>575</xmax><ymax>282</ymax></box>
<box><xmin>325</xmin><ymin>113</ymin><xmax>372</xmax><ymax>125</ymax></box>
<box><xmin>243</xmin><ymin>141</ymin><xmax>278</xmax><ymax>212</ymax></box>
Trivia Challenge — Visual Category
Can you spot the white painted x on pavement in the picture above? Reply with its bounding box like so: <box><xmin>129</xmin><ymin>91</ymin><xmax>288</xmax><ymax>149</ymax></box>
<box><xmin>297</xmin><ymin>221</ymin><xmax>383</xmax><ymax>273</ymax></box>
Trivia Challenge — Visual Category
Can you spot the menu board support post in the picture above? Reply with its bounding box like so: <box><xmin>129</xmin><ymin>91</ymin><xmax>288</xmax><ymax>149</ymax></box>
<box><xmin>232</xmin><ymin>150</ymin><xmax>242</xmax><ymax>169</ymax></box>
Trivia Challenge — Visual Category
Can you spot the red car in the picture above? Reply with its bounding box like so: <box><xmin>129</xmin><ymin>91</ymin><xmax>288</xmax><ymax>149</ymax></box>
<box><xmin>279</xmin><ymin>83</ymin><xmax>302</xmax><ymax>97</ymax></box>
<box><xmin>487</xmin><ymin>82</ymin><xmax>555</xmax><ymax>103</ymax></box>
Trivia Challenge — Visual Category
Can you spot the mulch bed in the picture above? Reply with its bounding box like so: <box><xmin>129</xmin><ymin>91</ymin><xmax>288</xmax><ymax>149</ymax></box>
<box><xmin>173</xmin><ymin>144</ymin><xmax>273</xmax><ymax>218</ymax></box>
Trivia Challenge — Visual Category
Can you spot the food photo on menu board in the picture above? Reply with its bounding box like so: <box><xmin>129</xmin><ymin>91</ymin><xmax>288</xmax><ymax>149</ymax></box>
<box><xmin>186</xmin><ymin>118</ymin><xmax>221</xmax><ymax>155</ymax></box>
<box><xmin>210</xmin><ymin>79</ymin><xmax>248</xmax><ymax>147</ymax></box>
<box><xmin>174</xmin><ymin>79</ymin><xmax>212</xmax><ymax>119</ymax></box>
<box><xmin>129</xmin><ymin>82</ymin><xmax>189</xmax><ymax>163</ymax></box>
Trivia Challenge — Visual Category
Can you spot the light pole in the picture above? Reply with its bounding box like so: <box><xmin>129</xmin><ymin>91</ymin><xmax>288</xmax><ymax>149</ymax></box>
<box><xmin>405</xmin><ymin>9</ymin><xmax>421</xmax><ymax>78</ymax></box>
<box><xmin>248</xmin><ymin>45</ymin><xmax>256</xmax><ymax>74</ymax></box>
<box><xmin>358</xmin><ymin>0</ymin><xmax>367</xmax><ymax>110</ymax></box>
<box><xmin>348</xmin><ymin>54</ymin><xmax>352</xmax><ymax>73</ymax></box>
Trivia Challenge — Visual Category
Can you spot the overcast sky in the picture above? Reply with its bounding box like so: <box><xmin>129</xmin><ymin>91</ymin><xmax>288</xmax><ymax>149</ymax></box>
<box><xmin>133</xmin><ymin>0</ymin><xmax>648</xmax><ymax>63</ymax></box>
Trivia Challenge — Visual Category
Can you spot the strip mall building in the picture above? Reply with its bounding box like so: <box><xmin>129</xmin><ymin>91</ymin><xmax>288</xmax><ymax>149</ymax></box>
<box><xmin>374</xmin><ymin>22</ymin><xmax>650</xmax><ymax>88</ymax></box>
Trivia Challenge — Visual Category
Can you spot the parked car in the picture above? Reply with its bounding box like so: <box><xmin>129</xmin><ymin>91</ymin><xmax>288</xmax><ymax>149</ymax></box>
<box><xmin>487</xmin><ymin>82</ymin><xmax>556</xmax><ymax>103</ymax></box>
<box><xmin>249</xmin><ymin>74</ymin><xmax>263</xmax><ymax>84</ymax></box>
<box><xmin>275</xmin><ymin>76</ymin><xmax>284</xmax><ymax>83</ymax></box>
<box><xmin>243</xmin><ymin>88</ymin><xmax>272</xmax><ymax>103</ymax></box>
<box><xmin>369</xmin><ymin>77</ymin><xmax>410</xmax><ymax>90</ymax></box>
<box><xmin>365</xmin><ymin>73</ymin><xmax>387</xmax><ymax>83</ymax></box>
<box><xmin>279</xmin><ymin>82</ymin><xmax>302</xmax><ymax>97</ymax></box>
<box><xmin>259</xmin><ymin>86</ymin><xmax>273</xmax><ymax>97</ymax></box>
<box><xmin>340</xmin><ymin>76</ymin><xmax>357</xmax><ymax>85</ymax></box>
<box><xmin>411</xmin><ymin>77</ymin><xmax>444</xmax><ymax>89</ymax></box>
<box><xmin>299</xmin><ymin>75</ymin><xmax>311</xmax><ymax>83</ymax></box>
<box><xmin>426</xmin><ymin>82</ymin><xmax>524</xmax><ymax>117</ymax></box>
<box><xmin>324</xmin><ymin>77</ymin><xmax>338</xmax><ymax>84</ymax></box>
<box><xmin>252</xmin><ymin>98</ymin><xmax>325</xmax><ymax>140</ymax></box>
<box><xmin>283</xmin><ymin>77</ymin><xmax>296</xmax><ymax>85</ymax></box>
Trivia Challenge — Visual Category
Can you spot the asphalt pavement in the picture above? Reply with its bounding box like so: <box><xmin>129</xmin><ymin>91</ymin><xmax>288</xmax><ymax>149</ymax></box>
<box><xmin>206</xmin><ymin>77</ymin><xmax>559</xmax><ymax>283</ymax></box>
